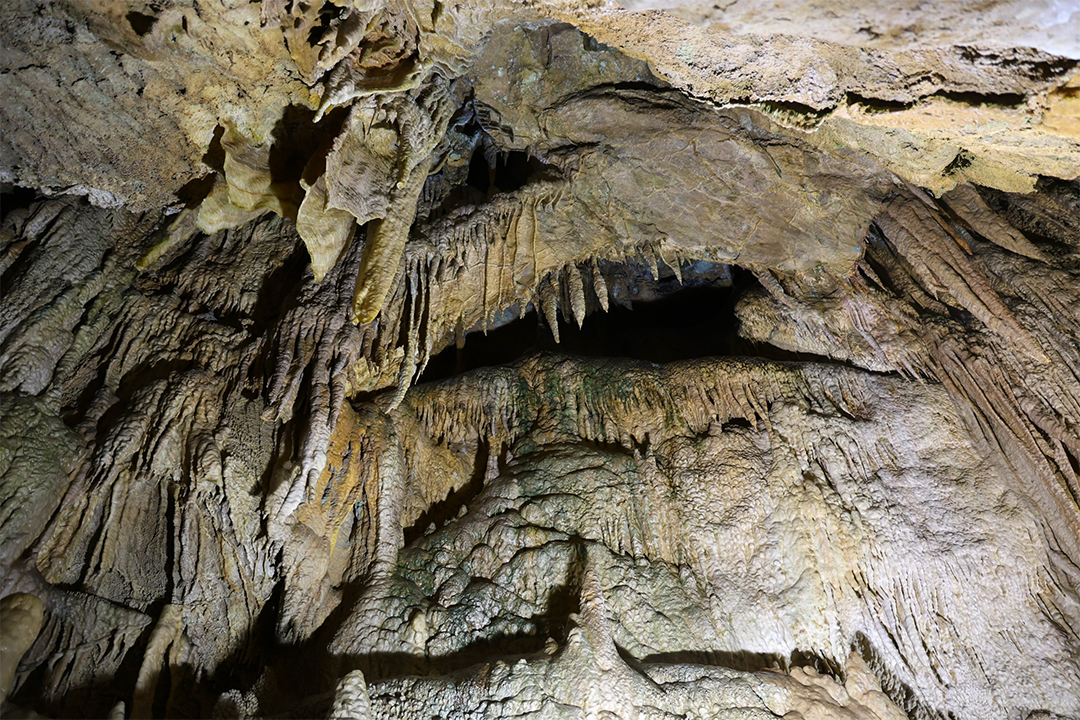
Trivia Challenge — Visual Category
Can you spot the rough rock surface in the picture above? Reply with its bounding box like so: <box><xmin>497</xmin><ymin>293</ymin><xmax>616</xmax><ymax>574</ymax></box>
<box><xmin>1</xmin><ymin>1</ymin><xmax>1079</xmax><ymax>719</ymax></box>
<box><xmin>0</xmin><ymin>593</ymin><xmax>44</xmax><ymax>705</ymax></box>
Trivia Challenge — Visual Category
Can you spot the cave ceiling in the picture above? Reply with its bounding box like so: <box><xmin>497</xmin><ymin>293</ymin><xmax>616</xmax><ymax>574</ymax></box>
<box><xmin>1</xmin><ymin>1</ymin><xmax>1080</xmax><ymax>719</ymax></box>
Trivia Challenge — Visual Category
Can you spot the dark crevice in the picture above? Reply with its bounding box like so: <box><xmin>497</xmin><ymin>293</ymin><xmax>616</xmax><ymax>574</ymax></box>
<box><xmin>299</xmin><ymin>108</ymin><xmax>350</xmax><ymax>184</ymax></box>
<box><xmin>955</xmin><ymin>49</ymin><xmax>1077</xmax><ymax>84</ymax></box>
<box><xmin>248</xmin><ymin>242</ymin><xmax>311</xmax><ymax>332</ymax></box>
<box><xmin>202</xmin><ymin>125</ymin><xmax>227</xmax><ymax>173</ymax></box>
<box><xmin>932</xmin><ymin>89</ymin><xmax>1026</xmax><ymax>107</ymax></box>
<box><xmin>0</xmin><ymin>237</ymin><xmax>40</xmax><ymax>293</ymax></box>
<box><xmin>175</xmin><ymin>173</ymin><xmax>216</xmax><ymax>209</ymax></box>
<box><xmin>111</xmin><ymin>358</ymin><xmax>195</xmax><ymax>411</ymax></box>
<box><xmin>269</xmin><ymin>105</ymin><xmax>348</xmax><ymax>187</ymax></box>
<box><xmin>126</xmin><ymin>10</ymin><xmax>157</xmax><ymax>37</ymax></box>
<box><xmin>133</xmin><ymin>218</ymin><xmax>309</xmax><ymax>336</ymax></box>
<box><xmin>339</xmin><ymin>539</ymin><xmax>587</xmax><ymax>683</ymax></box>
<box><xmin>193</xmin><ymin>107</ymin><xmax>349</xmax><ymax>217</ymax></box>
<box><xmin>1</xmin><ymin>183</ymin><xmax>39</xmax><ymax>224</ymax></box>
<box><xmin>867</xmin><ymin>224</ymin><xmax>970</xmax><ymax>323</ymax></box>
<box><xmin>980</xmin><ymin>178</ymin><xmax>1080</xmax><ymax>252</ymax></box>
<box><xmin>1032</xmin><ymin>423</ymin><xmax>1080</xmax><ymax>510</ymax></box>
<box><xmin>1065</xmin><ymin>444</ymin><xmax>1080</xmax><ymax>478</ymax></box>
<box><xmin>60</xmin><ymin>316</ymin><xmax>132</xmax><ymax>429</ymax></box>
<box><xmin>417</xmin><ymin>97</ymin><xmax>569</xmax><ymax>229</ymax></box>
<box><xmin>418</xmin><ymin>307</ymin><xmax>538</xmax><ymax>383</ymax></box>
<box><xmin>465</xmin><ymin>148</ymin><xmax>547</xmax><ymax>196</ymax></box>
<box><xmin>418</xmin><ymin>262</ymin><xmax>867</xmax><ymax>385</ymax></box>
<box><xmin>634</xmin><ymin>647</ymin><xmax>845</xmax><ymax>679</ymax></box>
<box><xmin>576</xmin><ymin>80</ymin><xmax>670</xmax><ymax>96</ymax></box>
<box><xmin>465</xmin><ymin>148</ymin><xmax>492</xmax><ymax>194</ymax></box>
<box><xmin>403</xmin><ymin>438</ymin><xmax>491</xmax><ymax>545</ymax></box>
<box><xmin>204</xmin><ymin>580</ymin><xmax>290</xmax><ymax>714</ymax></box>
<box><xmin>543</xmin><ymin>280</ymin><xmax>741</xmax><ymax>363</ymax></box>
<box><xmin>722</xmin><ymin>417</ymin><xmax>753</xmax><ymax>431</ymax></box>
<box><xmin>757</xmin><ymin>99</ymin><xmax>833</xmax><ymax>123</ymax></box>
<box><xmin>845</xmin><ymin>92</ymin><xmax>913</xmax><ymax>113</ymax></box>
<box><xmin>847</xmin><ymin>89</ymin><xmax>1038</xmax><ymax>116</ymax></box>
<box><xmin>943</xmin><ymin>150</ymin><xmax>973</xmax><ymax>176</ymax></box>
<box><xmin>306</xmin><ymin>2</ymin><xmax>339</xmax><ymax>46</ymax></box>
<box><xmin>492</xmin><ymin>150</ymin><xmax>545</xmax><ymax>193</ymax></box>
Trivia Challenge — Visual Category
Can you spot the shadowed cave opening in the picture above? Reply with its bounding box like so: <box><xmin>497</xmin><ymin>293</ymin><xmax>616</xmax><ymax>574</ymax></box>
<box><xmin>416</xmin><ymin>101</ymin><xmax>560</xmax><ymax>225</ymax></box>
<box><xmin>0</xmin><ymin>185</ymin><xmax>42</xmax><ymax>290</ymax></box>
<box><xmin>418</xmin><ymin>262</ymin><xmax>829</xmax><ymax>384</ymax></box>
<box><xmin>125</xmin><ymin>10</ymin><xmax>157</xmax><ymax>37</ymax></box>
<box><xmin>465</xmin><ymin>147</ymin><xmax>549</xmax><ymax>196</ymax></box>
<box><xmin>0</xmin><ymin>183</ymin><xmax>37</xmax><ymax>223</ymax></box>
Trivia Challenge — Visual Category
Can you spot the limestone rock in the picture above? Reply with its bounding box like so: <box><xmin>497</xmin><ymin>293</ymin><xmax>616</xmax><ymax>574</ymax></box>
<box><xmin>1</xmin><ymin>2</ymin><xmax>1079</xmax><ymax>719</ymax></box>
<box><xmin>0</xmin><ymin>593</ymin><xmax>43</xmax><ymax>705</ymax></box>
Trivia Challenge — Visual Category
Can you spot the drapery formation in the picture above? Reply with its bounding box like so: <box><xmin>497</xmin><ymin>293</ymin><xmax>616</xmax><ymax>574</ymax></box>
<box><xmin>2</xmin><ymin>2</ymin><xmax>1079</xmax><ymax>719</ymax></box>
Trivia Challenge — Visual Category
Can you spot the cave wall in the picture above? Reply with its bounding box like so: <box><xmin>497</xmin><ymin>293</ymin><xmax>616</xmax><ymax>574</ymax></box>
<box><xmin>2</xmin><ymin>1</ymin><xmax>1080</xmax><ymax>719</ymax></box>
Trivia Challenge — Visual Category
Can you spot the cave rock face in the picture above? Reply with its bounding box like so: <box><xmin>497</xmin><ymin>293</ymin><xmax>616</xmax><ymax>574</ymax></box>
<box><xmin>1</xmin><ymin>1</ymin><xmax>1080</xmax><ymax>719</ymax></box>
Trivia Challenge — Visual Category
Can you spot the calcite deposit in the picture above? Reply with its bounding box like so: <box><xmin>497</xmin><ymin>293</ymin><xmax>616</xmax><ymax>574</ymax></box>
<box><xmin>1</xmin><ymin>1</ymin><xmax>1079</xmax><ymax>719</ymax></box>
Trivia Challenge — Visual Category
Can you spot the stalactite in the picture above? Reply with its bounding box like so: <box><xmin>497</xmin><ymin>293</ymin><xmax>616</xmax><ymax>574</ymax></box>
<box><xmin>942</xmin><ymin>184</ymin><xmax>1048</xmax><ymax>262</ymax></box>
<box><xmin>566</xmin><ymin>263</ymin><xmax>586</xmax><ymax>328</ymax></box>
<box><xmin>4</xmin><ymin>5</ymin><xmax>1080</xmax><ymax>716</ymax></box>
<box><xmin>351</xmin><ymin>78</ymin><xmax>456</xmax><ymax>324</ymax></box>
<box><xmin>877</xmin><ymin>197</ymin><xmax>1050</xmax><ymax>364</ymax></box>
<box><xmin>590</xmin><ymin>258</ymin><xmax>610</xmax><ymax>313</ymax></box>
<box><xmin>399</xmin><ymin>354</ymin><xmax>875</xmax><ymax>456</ymax></box>
<box><xmin>539</xmin><ymin>273</ymin><xmax>561</xmax><ymax>343</ymax></box>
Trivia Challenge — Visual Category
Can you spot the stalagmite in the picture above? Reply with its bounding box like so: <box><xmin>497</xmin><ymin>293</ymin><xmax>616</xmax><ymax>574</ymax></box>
<box><xmin>330</xmin><ymin>670</ymin><xmax>372</xmax><ymax>720</ymax></box>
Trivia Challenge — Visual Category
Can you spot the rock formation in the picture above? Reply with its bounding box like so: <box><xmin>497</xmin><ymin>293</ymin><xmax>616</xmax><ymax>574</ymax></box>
<box><xmin>1</xmin><ymin>0</ymin><xmax>1079</xmax><ymax>718</ymax></box>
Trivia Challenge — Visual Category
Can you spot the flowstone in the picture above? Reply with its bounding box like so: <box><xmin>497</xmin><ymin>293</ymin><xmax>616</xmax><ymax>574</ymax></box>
<box><xmin>1</xmin><ymin>1</ymin><xmax>1079</xmax><ymax>719</ymax></box>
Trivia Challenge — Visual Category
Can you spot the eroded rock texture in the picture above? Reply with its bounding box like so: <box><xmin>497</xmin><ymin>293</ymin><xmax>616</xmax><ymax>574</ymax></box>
<box><xmin>1</xmin><ymin>1</ymin><xmax>1079</xmax><ymax>718</ymax></box>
